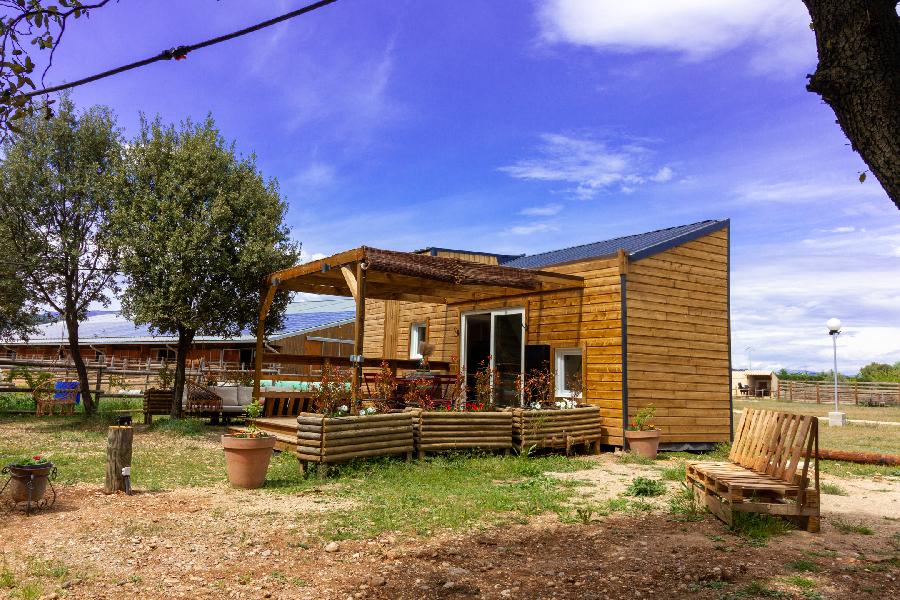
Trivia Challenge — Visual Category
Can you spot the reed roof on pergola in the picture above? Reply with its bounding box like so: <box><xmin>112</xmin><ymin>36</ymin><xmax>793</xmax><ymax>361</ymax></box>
<box><xmin>267</xmin><ymin>246</ymin><xmax>584</xmax><ymax>304</ymax></box>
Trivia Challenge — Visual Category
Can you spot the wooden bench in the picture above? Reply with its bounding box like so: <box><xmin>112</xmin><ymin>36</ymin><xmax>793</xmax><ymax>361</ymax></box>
<box><xmin>686</xmin><ymin>408</ymin><xmax>820</xmax><ymax>532</ymax></box>
<box><xmin>143</xmin><ymin>388</ymin><xmax>173</xmax><ymax>424</ymax></box>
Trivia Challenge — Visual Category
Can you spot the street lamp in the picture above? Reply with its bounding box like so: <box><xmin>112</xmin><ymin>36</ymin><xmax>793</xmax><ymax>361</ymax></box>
<box><xmin>826</xmin><ymin>318</ymin><xmax>846</xmax><ymax>427</ymax></box>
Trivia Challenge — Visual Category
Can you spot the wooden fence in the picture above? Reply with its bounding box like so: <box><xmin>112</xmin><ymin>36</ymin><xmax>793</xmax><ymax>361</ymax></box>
<box><xmin>776</xmin><ymin>380</ymin><xmax>900</xmax><ymax>406</ymax></box>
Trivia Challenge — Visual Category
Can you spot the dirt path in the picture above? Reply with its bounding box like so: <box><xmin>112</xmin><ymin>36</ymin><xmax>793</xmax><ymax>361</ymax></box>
<box><xmin>1</xmin><ymin>456</ymin><xmax>897</xmax><ymax>599</ymax></box>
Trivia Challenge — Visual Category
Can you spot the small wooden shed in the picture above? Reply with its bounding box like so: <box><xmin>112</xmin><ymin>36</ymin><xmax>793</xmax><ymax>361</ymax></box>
<box><xmin>255</xmin><ymin>219</ymin><xmax>732</xmax><ymax>449</ymax></box>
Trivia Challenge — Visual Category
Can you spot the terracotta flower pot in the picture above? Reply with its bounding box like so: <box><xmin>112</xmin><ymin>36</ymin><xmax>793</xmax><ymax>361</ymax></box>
<box><xmin>7</xmin><ymin>464</ymin><xmax>54</xmax><ymax>502</ymax></box>
<box><xmin>221</xmin><ymin>435</ymin><xmax>276</xmax><ymax>489</ymax></box>
<box><xmin>625</xmin><ymin>429</ymin><xmax>662</xmax><ymax>459</ymax></box>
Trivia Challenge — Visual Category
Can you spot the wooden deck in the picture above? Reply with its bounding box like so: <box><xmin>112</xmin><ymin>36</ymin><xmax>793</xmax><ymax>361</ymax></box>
<box><xmin>227</xmin><ymin>417</ymin><xmax>298</xmax><ymax>452</ymax></box>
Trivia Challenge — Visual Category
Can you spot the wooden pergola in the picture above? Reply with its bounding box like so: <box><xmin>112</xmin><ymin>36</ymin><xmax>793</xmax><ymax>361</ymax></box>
<box><xmin>253</xmin><ymin>246</ymin><xmax>585</xmax><ymax>403</ymax></box>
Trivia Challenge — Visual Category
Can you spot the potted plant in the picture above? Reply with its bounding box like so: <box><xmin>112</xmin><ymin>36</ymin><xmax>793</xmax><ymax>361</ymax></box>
<box><xmin>221</xmin><ymin>399</ymin><xmax>275</xmax><ymax>489</ymax></box>
<box><xmin>4</xmin><ymin>455</ymin><xmax>55</xmax><ymax>503</ymax></box>
<box><xmin>625</xmin><ymin>405</ymin><xmax>661</xmax><ymax>459</ymax></box>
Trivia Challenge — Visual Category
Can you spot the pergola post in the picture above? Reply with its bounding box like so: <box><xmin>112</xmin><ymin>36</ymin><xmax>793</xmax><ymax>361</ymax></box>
<box><xmin>253</xmin><ymin>284</ymin><xmax>278</xmax><ymax>403</ymax></box>
<box><xmin>350</xmin><ymin>260</ymin><xmax>367</xmax><ymax>410</ymax></box>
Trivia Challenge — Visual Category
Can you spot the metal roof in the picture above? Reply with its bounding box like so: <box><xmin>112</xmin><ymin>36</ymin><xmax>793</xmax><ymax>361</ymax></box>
<box><xmin>501</xmin><ymin>219</ymin><xmax>729</xmax><ymax>269</ymax></box>
<box><xmin>14</xmin><ymin>299</ymin><xmax>356</xmax><ymax>346</ymax></box>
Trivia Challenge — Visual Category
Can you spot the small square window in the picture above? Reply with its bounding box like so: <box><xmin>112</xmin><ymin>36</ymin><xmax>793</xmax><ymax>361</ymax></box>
<box><xmin>410</xmin><ymin>323</ymin><xmax>427</xmax><ymax>359</ymax></box>
<box><xmin>555</xmin><ymin>348</ymin><xmax>583</xmax><ymax>398</ymax></box>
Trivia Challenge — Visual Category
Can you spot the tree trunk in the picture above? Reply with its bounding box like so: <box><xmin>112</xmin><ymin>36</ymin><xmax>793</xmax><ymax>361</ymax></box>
<box><xmin>803</xmin><ymin>0</ymin><xmax>900</xmax><ymax>209</ymax></box>
<box><xmin>64</xmin><ymin>313</ymin><xmax>94</xmax><ymax>415</ymax></box>
<box><xmin>171</xmin><ymin>328</ymin><xmax>195</xmax><ymax>419</ymax></box>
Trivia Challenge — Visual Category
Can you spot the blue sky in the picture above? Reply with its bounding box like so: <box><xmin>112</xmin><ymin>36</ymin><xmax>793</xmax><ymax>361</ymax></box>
<box><xmin>49</xmin><ymin>0</ymin><xmax>899</xmax><ymax>373</ymax></box>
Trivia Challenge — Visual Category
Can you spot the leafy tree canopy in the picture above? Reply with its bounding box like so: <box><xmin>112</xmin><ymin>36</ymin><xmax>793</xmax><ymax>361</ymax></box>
<box><xmin>112</xmin><ymin>114</ymin><xmax>299</xmax><ymax>416</ymax></box>
<box><xmin>0</xmin><ymin>95</ymin><xmax>123</xmax><ymax>413</ymax></box>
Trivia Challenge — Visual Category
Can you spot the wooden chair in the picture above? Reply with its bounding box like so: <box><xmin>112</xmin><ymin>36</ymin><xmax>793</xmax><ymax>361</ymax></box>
<box><xmin>185</xmin><ymin>380</ymin><xmax>223</xmax><ymax>414</ymax></box>
<box><xmin>686</xmin><ymin>408</ymin><xmax>820</xmax><ymax>532</ymax></box>
<box><xmin>33</xmin><ymin>380</ymin><xmax>56</xmax><ymax>417</ymax></box>
<box><xmin>53</xmin><ymin>381</ymin><xmax>79</xmax><ymax>416</ymax></box>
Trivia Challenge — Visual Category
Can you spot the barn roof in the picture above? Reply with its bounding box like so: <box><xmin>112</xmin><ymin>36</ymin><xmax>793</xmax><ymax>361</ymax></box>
<box><xmin>11</xmin><ymin>299</ymin><xmax>355</xmax><ymax>346</ymax></box>
<box><xmin>500</xmin><ymin>219</ymin><xmax>728</xmax><ymax>269</ymax></box>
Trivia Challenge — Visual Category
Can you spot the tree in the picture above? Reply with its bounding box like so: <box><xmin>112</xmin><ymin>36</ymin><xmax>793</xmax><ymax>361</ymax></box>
<box><xmin>0</xmin><ymin>1</ymin><xmax>111</xmax><ymax>137</ymax></box>
<box><xmin>857</xmin><ymin>361</ymin><xmax>900</xmax><ymax>382</ymax></box>
<box><xmin>113</xmin><ymin>115</ymin><xmax>298</xmax><ymax>418</ymax></box>
<box><xmin>0</xmin><ymin>238</ymin><xmax>41</xmax><ymax>341</ymax></box>
<box><xmin>0</xmin><ymin>96</ymin><xmax>123</xmax><ymax>414</ymax></box>
<box><xmin>803</xmin><ymin>0</ymin><xmax>900</xmax><ymax>209</ymax></box>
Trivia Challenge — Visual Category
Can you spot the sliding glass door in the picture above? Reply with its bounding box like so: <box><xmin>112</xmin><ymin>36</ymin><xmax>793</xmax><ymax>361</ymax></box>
<box><xmin>461</xmin><ymin>308</ymin><xmax>524</xmax><ymax>406</ymax></box>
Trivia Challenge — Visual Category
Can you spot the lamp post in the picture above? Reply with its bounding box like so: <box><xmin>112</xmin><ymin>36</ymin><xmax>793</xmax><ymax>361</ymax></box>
<box><xmin>826</xmin><ymin>318</ymin><xmax>846</xmax><ymax>427</ymax></box>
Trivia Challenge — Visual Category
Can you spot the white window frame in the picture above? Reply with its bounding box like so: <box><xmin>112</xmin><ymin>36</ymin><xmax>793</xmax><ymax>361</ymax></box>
<box><xmin>409</xmin><ymin>322</ymin><xmax>427</xmax><ymax>359</ymax></box>
<box><xmin>555</xmin><ymin>348</ymin><xmax>583</xmax><ymax>398</ymax></box>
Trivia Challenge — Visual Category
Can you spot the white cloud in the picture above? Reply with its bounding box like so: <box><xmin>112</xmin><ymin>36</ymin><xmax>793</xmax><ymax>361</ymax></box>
<box><xmin>731</xmin><ymin>224</ymin><xmax>900</xmax><ymax>373</ymax></box>
<box><xmin>733</xmin><ymin>179</ymin><xmax>887</xmax><ymax>204</ymax></box>
<box><xmin>293</xmin><ymin>162</ymin><xmax>336</xmax><ymax>189</ymax></box>
<box><xmin>507</xmin><ymin>222</ymin><xmax>558</xmax><ymax>236</ymax></box>
<box><xmin>650</xmin><ymin>166</ymin><xmax>674</xmax><ymax>183</ymax></box>
<box><xmin>519</xmin><ymin>203</ymin><xmax>563</xmax><ymax>217</ymax></box>
<box><xmin>499</xmin><ymin>134</ymin><xmax>672</xmax><ymax>199</ymax></box>
<box><xmin>537</xmin><ymin>0</ymin><xmax>815</xmax><ymax>76</ymax></box>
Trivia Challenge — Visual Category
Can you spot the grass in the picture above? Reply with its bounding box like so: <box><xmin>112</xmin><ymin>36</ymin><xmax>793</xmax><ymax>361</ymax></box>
<box><xmin>787</xmin><ymin>559</ymin><xmax>821</xmax><ymax>573</ymax></box>
<box><xmin>0</xmin><ymin>414</ymin><xmax>227</xmax><ymax>489</ymax></box>
<box><xmin>820</xmin><ymin>482</ymin><xmax>847</xmax><ymax>495</ymax></box>
<box><xmin>617</xmin><ymin>452</ymin><xmax>656</xmax><ymax>465</ymax></box>
<box><xmin>734</xmin><ymin>399</ymin><xmax>900</xmax><ymax>455</ymax></box>
<box><xmin>729</xmin><ymin>512</ymin><xmax>793</xmax><ymax>546</ymax></box>
<box><xmin>733</xmin><ymin>398</ymin><xmax>900</xmax><ymax>423</ymax></box>
<box><xmin>311</xmin><ymin>452</ymin><xmax>592</xmax><ymax>540</ymax></box>
<box><xmin>719</xmin><ymin>580</ymin><xmax>790</xmax><ymax>599</ymax></box>
<box><xmin>830</xmin><ymin>518</ymin><xmax>874</xmax><ymax>535</ymax></box>
<box><xmin>668</xmin><ymin>483</ymin><xmax>706</xmax><ymax>521</ymax></box>
<box><xmin>658</xmin><ymin>462</ymin><xmax>686</xmax><ymax>481</ymax></box>
<box><xmin>625</xmin><ymin>476</ymin><xmax>666</xmax><ymax>497</ymax></box>
<box><xmin>783</xmin><ymin>575</ymin><xmax>816</xmax><ymax>589</ymax></box>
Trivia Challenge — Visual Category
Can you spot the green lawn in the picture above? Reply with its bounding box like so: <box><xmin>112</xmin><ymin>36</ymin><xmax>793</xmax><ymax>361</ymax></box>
<box><xmin>734</xmin><ymin>398</ymin><xmax>900</xmax><ymax>422</ymax></box>
<box><xmin>2</xmin><ymin>412</ymin><xmax>897</xmax><ymax>543</ymax></box>
<box><xmin>0</xmin><ymin>414</ymin><xmax>598</xmax><ymax>539</ymax></box>
<box><xmin>734</xmin><ymin>398</ymin><xmax>900</xmax><ymax>456</ymax></box>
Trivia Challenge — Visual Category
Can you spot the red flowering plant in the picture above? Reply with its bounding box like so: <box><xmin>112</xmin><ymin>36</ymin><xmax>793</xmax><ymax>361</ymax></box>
<box><xmin>444</xmin><ymin>357</ymin><xmax>467</xmax><ymax>411</ymax></box>
<box><xmin>10</xmin><ymin>454</ymin><xmax>51</xmax><ymax>467</ymax></box>
<box><xmin>472</xmin><ymin>357</ymin><xmax>499</xmax><ymax>411</ymax></box>
<box><xmin>312</xmin><ymin>364</ymin><xmax>353</xmax><ymax>417</ymax></box>
<box><xmin>369</xmin><ymin>360</ymin><xmax>398</xmax><ymax>413</ymax></box>
<box><xmin>518</xmin><ymin>367</ymin><xmax>554</xmax><ymax>409</ymax></box>
<box><xmin>403</xmin><ymin>377</ymin><xmax>433</xmax><ymax>408</ymax></box>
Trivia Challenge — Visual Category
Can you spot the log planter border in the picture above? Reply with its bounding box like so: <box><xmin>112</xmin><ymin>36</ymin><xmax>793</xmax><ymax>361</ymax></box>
<box><xmin>409</xmin><ymin>409</ymin><xmax>514</xmax><ymax>458</ymax></box>
<box><xmin>510</xmin><ymin>406</ymin><xmax>602</xmax><ymax>455</ymax></box>
<box><xmin>294</xmin><ymin>412</ymin><xmax>414</xmax><ymax>473</ymax></box>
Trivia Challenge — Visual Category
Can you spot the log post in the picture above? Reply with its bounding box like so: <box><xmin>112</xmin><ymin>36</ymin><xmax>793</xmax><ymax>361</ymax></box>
<box><xmin>104</xmin><ymin>425</ymin><xmax>134</xmax><ymax>494</ymax></box>
<box><xmin>350</xmin><ymin>260</ymin><xmax>367</xmax><ymax>411</ymax></box>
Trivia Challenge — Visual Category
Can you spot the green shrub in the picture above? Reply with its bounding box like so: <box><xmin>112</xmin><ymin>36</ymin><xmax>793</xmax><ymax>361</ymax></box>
<box><xmin>668</xmin><ymin>483</ymin><xmax>705</xmax><ymax>521</ymax></box>
<box><xmin>820</xmin><ymin>483</ymin><xmax>847</xmax><ymax>496</ymax></box>
<box><xmin>625</xmin><ymin>476</ymin><xmax>666</xmax><ymax>497</ymax></box>
<box><xmin>787</xmin><ymin>559</ymin><xmax>821</xmax><ymax>573</ymax></box>
<box><xmin>831</xmin><ymin>518</ymin><xmax>873</xmax><ymax>535</ymax></box>
<box><xmin>730</xmin><ymin>512</ymin><xmax>793</xmax><ymax>545</ymax></box>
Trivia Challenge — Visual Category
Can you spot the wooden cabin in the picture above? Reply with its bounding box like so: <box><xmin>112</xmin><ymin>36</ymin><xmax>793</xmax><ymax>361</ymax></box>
<box><xmin>258</xmin><ymin>219</ymin><xmax>732</xmax><ymax>450</ymax></box>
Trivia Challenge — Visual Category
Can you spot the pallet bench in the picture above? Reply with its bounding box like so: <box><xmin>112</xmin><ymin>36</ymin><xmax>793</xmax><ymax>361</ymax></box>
<box><xmin>686</xmin><ymin>408</ymin><xmax>820</xmax><ymax>532</ymax></box>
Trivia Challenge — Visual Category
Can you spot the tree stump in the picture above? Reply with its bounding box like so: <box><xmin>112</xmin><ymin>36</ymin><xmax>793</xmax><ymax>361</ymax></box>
<box><xmin>104</xmin><ymin>425</ymin><xmax>133</xmax><ymax>494</ymax></box>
